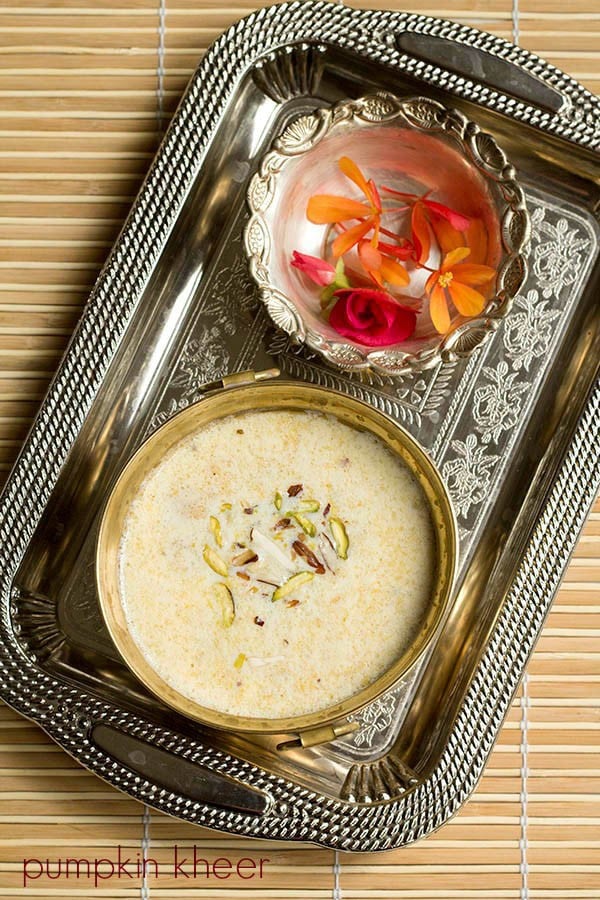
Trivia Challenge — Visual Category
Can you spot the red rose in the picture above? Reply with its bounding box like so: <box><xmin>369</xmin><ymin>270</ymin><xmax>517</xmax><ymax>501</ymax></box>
<box><xmin>329</xmin><ymin>289</ymin><xmax>417</xmax><ymax>347</ymax></box>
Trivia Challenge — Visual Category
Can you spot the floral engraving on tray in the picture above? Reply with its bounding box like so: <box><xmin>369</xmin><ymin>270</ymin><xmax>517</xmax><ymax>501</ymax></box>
<box><xmin>442</xmin><ymin>435</ymin><xmax>500</xmax><ymax>519</ymax></box>
<box><xmin>202</xmin><ymin>255</ymin><xmax>260</xmax><ymax>335</ymax></box>
<box><xmin>171</xmin><ymin>328</ymin><xmax>230</xmax><ymax>398</ymax></box>
<box><xmin>473</xmin><ymin>362</ymin><xmax>529</xmax><ymax>443</ymax></box>
<box><xmin>531</xmin><ymin>207</ymin><xmax>591</xmax><ymax>298</ymax></box>
<box><xmin>427</xmin><ymin>196</ymin><xmax>596</xmax><ymax>536</ymax></box>
<box><xmin>267</xmin><ymin>328</ymin><xmax>455</xmax><ymax>429</ymax></box>
<box><xmin>504</xmin><ymin>289</ymin><xmax>562</xmax><ymax>372</ymax></box>
<box><xmin>349</xmin><ymin>692</ymin><xmax>399</xmax><ymax>748</ymax></box>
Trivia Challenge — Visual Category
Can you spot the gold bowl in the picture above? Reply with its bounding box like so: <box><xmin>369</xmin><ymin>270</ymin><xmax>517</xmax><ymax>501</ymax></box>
<box><xmin>96</xmin><ymin>376</ymin><xmax>457</xmax><ymax>747</ymax></box>
<box><xmin>244</xmin><ymin>91</ymin><xmax>530</xmax><ymax>377</ymax></box>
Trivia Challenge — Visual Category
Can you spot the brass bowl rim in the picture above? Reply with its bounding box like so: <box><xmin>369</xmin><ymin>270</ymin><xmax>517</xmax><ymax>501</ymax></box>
<box><xmin>96</xmin><ymin>380</ymin><xmax>458</xmax><ymax>734</ymax></box>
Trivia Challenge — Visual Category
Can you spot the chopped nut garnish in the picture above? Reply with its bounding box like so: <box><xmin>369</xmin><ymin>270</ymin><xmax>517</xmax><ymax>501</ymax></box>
<box><xmin>299</xmin><ymin>499</ymin><xmax>320</xmax><ymax>513</ymax></box>
<box><xmin>292</xmin><ymin>539</ymin><xmax>326</xmax><ymax>575</ymax></box>
<box><xmin>286</xmin><ymin>599</ymin><xmax>300</xmax><ymax>608</ymax></box>
<box><xmin>234</xmin><ymin>652</ymin><xmax>246</xmax><ymax>669</ymax></box>
<box><xmin>209</xmin><ymin>515</ymin><xmax>223</xmax><ymax>547</ymax></box>
<box><xmin>287</xmin><ymin>484</ymin><xmax>303</xmax><ymax>496</ymax></box>
<box><xmin>323</xmin><ymin>532</ymin><xmax>335</xmax><ymax>551</ymax></box>
<box><xmin>272</xmin><ymin>571</ymin><xmax>314</xmax><ymax>601</ymax></box>
<box><xmin>274</xmin><ymin>491</ymin><xmax>283</xmax><ymax>511</ymax></box>
<box><xmin>254</xmin><ymin>616</ymin><xmax>265</xmax><ymax>627</ymax></box>
<box><xmin>274</xmin><ymin>517</ymin><xmax>292</xmax><ymax>530</ymax></box>
<box><xmin>318</xmin><ymin>535</ymin><xmax>336</xmax><ymax>573</ymax></box>
<box><xmin>243</xmin><ymin>507</ymin><xmax>255</xmax><ymax>515</ymax></box>
<box><xmin>287</xmin><ymin>511</ymin><xmax>317</xmax><ymax>537</ymax></box>
<box><xmin>323</xmin><ymin>503</ymin><xmax>331</xmax><ymax>517</ymax></box>
<box><xmin>213</xmin><ymin>583</ymin><xmax>235</xmax><ymax>627</ymax></box>
<box><xmin>236</xmin><ymin>571</ymin><xmax>250</xmax><ymax>581</ymax></box>
<box><xmin>232</xmin><ymin>549</ymin><xmax>259</xmax><ymax>566</ymax></box>
<box><xmin>251</xmin><ymin>527</ymin><xmax>295</xmax><ymax>571</ymax></box>
<box><xmin>236</xmin><ymin>428</ymin><xmax>244</xmax><ymax>434</ymax></box>
<box><xmin>203</xmin><ymin>544</ymin><xmax>228</xmax><ymax>577</ymax></box>
<box><xmin>220</xmin><ymin>501</ymin><xmax>232</xmax><ymax>512</ymax></box>
<box><xmin>329</xmin><ymin>517</ymin><xmax>349</xmax><ymax>560</ymax></box>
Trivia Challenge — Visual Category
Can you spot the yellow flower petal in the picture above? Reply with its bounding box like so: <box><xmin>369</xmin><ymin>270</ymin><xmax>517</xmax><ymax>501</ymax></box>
<box><xmin>332</xmin><ymin>219</ymin><xmax>374</xmax><ymax>257</ymax></box>
<box><xmin>379</xmin><ymin>256</ymin><xmax>410</xmax><ymax>287</ymax></box>
<box><xmin>306</xmin><ymin>195</ymin><xmax>372</xmax><ymax>224</ymax></box>
<box><xmin>430</xmin><ymin>216</ymin><xmax>464</xmax><ymax>253</ymax></box>
<box><xmin>425</xmin><ymin>271</ymin><xmax>438</xmax><ymax>294</ymax></box>
<box><xmin>441</xmin><ymin>246</ymin><xmax>471</xmax><ymax>271</ymax></box>
<box><xmin>451</xmin><ymin>263</ymin><xmax>496</xmax><ymax>286</ymax></box>
<box><xmin>448</xmin><ymin>280</ymin><xmax>486</xmax><ymax>316</ymax></box>
<box><xmin>430</xmin><ymin>284</ymin><xmax>451</xmax><ymax>333</ymax></box>
<box><xmin>338</xmin><ymin>156</ymin><xmax>372</xmax><ymax>202</ymax></box>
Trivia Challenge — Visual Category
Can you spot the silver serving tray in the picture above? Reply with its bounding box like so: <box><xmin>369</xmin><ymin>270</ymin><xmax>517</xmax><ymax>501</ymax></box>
<box><xmin>1</xmin><ymin>1</ymin><xmax>598</xmax><ymax>852</ymax></box>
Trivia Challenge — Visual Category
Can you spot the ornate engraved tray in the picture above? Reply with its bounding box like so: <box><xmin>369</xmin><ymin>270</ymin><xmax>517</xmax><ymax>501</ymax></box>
<box><xmin>1</xmin><ymin>2</ymin><xmax>598</xmax><ymax>851</ymax></box>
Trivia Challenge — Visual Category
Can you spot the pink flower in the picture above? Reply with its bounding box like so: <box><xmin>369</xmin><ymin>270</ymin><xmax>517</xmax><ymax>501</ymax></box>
<box><xmin>291</xmin><ymin>251</ymin><xmax>336</xmax><ymax>287</ymax></box>
<box><xmin>329</xmin><ymin>288</ymin><xmax>417</xmax><ymax>347</ymax></box>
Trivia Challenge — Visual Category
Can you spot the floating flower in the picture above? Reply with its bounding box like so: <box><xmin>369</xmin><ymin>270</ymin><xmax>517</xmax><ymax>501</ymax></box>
<box><xmin>296</xmin><ymin>160</ymin><xmax>495</xmax><ymax>348</ymax></box>
<box><xmin>291</xmin><ymin>251</ymin><xmax>336</xmax><ymax>287</ymax></box>
<box><xmin>425</xmin><ymin>247</ymin><xmax>496</xmax><ymax>333</ymax></box>
<box><xmin>329</xmin><ymin>288</ymin><xmax>417</xmax><ymax>347</ymax></box>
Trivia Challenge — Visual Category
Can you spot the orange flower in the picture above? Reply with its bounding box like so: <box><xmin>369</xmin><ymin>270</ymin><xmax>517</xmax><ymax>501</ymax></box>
<box><xmin>307</xmin><ymin>157</ymin><xmax>383</xmax><ymax>258</ymax></box>
<box><xmin>358</xmin><ymin>240</ymin><xmax>409</xmax><ymax>288</ymax></box>
<box><xmin>382</xmin><ymin>187</ymin><xmax>471</xmax><ymax>266</ymax></box>
<box><xmin>430</xmin><ymin>215</ymin><xmax>488</xmax><ymax>264</ymax></box>
<box><xmin>425</xmin><ymin>248</ymin><xmax>496</xmax><ymax>333</ymax></box>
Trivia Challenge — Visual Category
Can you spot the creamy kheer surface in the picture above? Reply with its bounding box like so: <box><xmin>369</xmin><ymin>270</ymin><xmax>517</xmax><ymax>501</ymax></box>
<box><xmin>119</xmin><ymin>410</ymin><xmax>435</xmax><ymax>719</ymax></box>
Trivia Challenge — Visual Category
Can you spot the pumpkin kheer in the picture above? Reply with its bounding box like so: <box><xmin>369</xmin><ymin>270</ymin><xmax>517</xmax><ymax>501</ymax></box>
<box><xmin>119</xmin><ymin>409</ymin><xmax>435</xmax><ymax>719</ymax></box>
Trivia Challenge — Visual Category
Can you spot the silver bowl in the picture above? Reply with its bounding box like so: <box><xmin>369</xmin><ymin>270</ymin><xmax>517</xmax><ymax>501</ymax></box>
<box><xmin>244</xmin><ymin>92</ymin><xmax>530</xmax><ymax>377</ymax></box>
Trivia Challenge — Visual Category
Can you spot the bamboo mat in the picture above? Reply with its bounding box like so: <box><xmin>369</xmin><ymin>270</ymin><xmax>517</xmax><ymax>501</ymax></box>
<box><xmin>0</xmin><ymin>0</ymin><xmax>597</xmax><ymax>897</ymax></box>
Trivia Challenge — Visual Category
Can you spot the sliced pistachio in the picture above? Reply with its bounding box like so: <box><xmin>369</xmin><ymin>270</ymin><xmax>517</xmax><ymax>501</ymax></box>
<box><xmin>213</xmin><ymin>583</ymin><xmax>235</xmax><ymax>627</ymax></box>
<box><xmin>287</xmin><ymin>511</ymin><xmax>317</xmax><ymax>537</ymax></box>
<box><xmin>329</xmin><ymin>517</ymin><xmax>349</xmax><ymax>560</ymax></box>
<box><xmin>234</xmin><ymin>652</ymin><xmax>246</xmax><ymax>670</ymax></box>
<box><xmin>220</xmin><ymin>501</ymin><xmax>232</xmax><ymax>512</ymax></box>
<box><xmin>203</xmin><ymin>544</ymin><xmax>228</xmax><ymax>577</ymax></box>
<box><xmin>209</xmin><ymin>515</ymin><xmax>223</xmax><ymax>547</ymax></box>
<box><xmin>272</xmin><ymin>571</ymin><xmax>314</xmax><ymax>601</ymax></box>
<box><xmin>299</xmin><ymin>499</ymin><xmax>320</xmax><ymax>513</ymax></box>
<box><xmin>274</xmin><ymin>490</ymin><xmax>282</xmax><ymax>511</ymax></box>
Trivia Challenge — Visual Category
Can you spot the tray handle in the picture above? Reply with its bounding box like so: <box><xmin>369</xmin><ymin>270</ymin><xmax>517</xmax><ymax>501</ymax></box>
<box><xmin>395</xmin><ymin>32</ymin><xmax>568</xmax><ymax>115</ymax></box>
<box><xmin>93</xmin><ymin>724</ymin><xmax>271</xmax><ymax>816</ymax></box>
